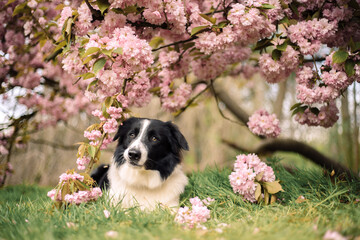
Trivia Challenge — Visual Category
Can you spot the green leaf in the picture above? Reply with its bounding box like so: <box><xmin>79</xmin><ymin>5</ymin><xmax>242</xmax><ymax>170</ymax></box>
<box><xmin>96</xmin><ymin>0</ymin><xmax>110</xmax><ymax>14</ymax></box>
<box><xmin>81</xmin><ymin>72</ymin><xmax>95</xmax><ymax>80</ymax></box>
<box><xmin>276</xmin><ymin>41</ymin><xmax>288</xmax><ymax>51</ymax></box>
<box><xmin>88</xmin><ymin>145</ymin><xmax>96</xmax><ymax>158</ymax></box>
<box><xmin>77</xmin><ymin>144</ymin><xmax>86</xmax><ymax>158</ymax></box>
<box><xmin>264</xmin><ymin>189</ymin><xmax>270</xmax><ymax>205</ymax></box>
<box><xmin>255</xmin><ymin>172</ymin><xmax>264</xmax><ymax>182</ymax></box>
<box><xmin>349</xmin><ymin>38</ymin><xmax>360</xmax><ymax>53</ymax></box>
<box><xmin>83</xmin><ymin>55</ymin><xmax>97</xmax><ymax>65</ymax></box>
<box><xmin>344</xmin><ymin>59</ymin><xmax>356</xmax><ymax>76</ymax></box>
<box><xmin>270</xmin><ymin>195</ymin><xmax>277</xmax><ymax>204</ymax></box>
<box><xmin>253</xmin><ymin>38</ymin><xmax>272</xmax><ymax>51</ymax></box>
<box><xmin>87</xmin><ymin>79</ymin><xmax>98</xmax><ymax>90</ymax></box>
<box><xmin>104</xmin><ymin>97</ymin><xmax>113</xmax><ymax>108</ymax></box>
<box><xmin>312</xmin><ymin>10</ymin><xmax>320</xmax><ymax>19</ymax></box>
<box><xmin>199</xmin><ymin>14</ymin><xmax>216</xmax><ymax>24</ymax></box>
<box><xmin>289</xmin><ymin>3</ymin><xmax>299</xmax><ymax>17</ymax></box>
<box><xmin>6</xmin><ymin>0</ymin><xmax>18</xmax><ymax>6</ymax></box>
<box><xmin>272</xmin><ymin>49</ymin><xmax>282</xmax><ymax>61</ymax></box>
<box><xmin>64</xmin><ymin>17</ymin><xmax>73</xmax><ymax>35</ymax></box>
<box><xmin>191</xmin><ymin>26</ymin><xmax>209</xmax><ymax>36</ymax></box>
<box><xmin>101</xmin><ymin>49</ymin><xmax>113</xmax><ymax>57</ymax></box>
<box><xmin>261</xmin><ymin>3</ymin><xmax>276</xmax><ymax>9</ymax></box>
<box><xmin>149</xmin><ymin>36</ymin><xmax>164</xmax><ymax>49</ymax></box>
<box><xmin>102</xmin><ymin>103</ymin><xmax>110</xmax><ymax>119</ymax></box>
<box><xmin>61</xmin><ymin>182</ymin><xmax>71</xmax><ymax>201</ymax></box>
<box><xmin>82</xmin><ymin>47</ymin><xmax>100</xmax><ymax>58</ymax></box>
<box><xmin>292</xmin><ymin>106</ymin><xmax>307</xmax><ymax>116</ymax></box>
<box><xmin>92</xmin><ymin>57</ymin><xmax>106</xmax><ymax>74</ymax></box>
<box><xmin>113</xmin><ymin>47</ymin><xmax>123</xmax><ymax>55</ymax></box>
<box><xmin>263</xmin><ymin>181</ymin><xmax>284</xmax><ymax>194</ymax></box>
<box><xmin>255</xmin><ymin>183</ymin><xmax>262</xmax><ymax>202</ymax></box>
<box><xmin>290</xmin><ymin>102</ymin><xmax>302</xmax><ymax>111</ymax></box>
<box><xmin>122</xmin><ymin>5</ymin><xmax>138</xmax><ymax>15</ymax></box>
<box><xmin>182</xmin><ymin>42</ymin><xmax>195</xmax><ymax>51</ymax></box>
<box><xmin>149</xmin><ymin>86</ymin><xmax>161</xmax><ymax>93</ymax></box>
<box><xmin>12</xmin><ymin>2</ymin><xmax>30</xmax><ymax>16</ymax></box>
<box><xmin>332</xmin><ymin>50</ymin><xmax>349</xmax><ymax>64</ymax></box>
<box><xmin>215</xmin><ymin>21</ymin><xmax>229</xmax><ymax>29</ymax></box>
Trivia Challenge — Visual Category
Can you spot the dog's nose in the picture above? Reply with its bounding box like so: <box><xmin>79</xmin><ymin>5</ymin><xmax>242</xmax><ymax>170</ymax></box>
<box><xmin>128</xmin><ymin>149</ymin><xmax>141</xmax><ymax>161</ymax></box>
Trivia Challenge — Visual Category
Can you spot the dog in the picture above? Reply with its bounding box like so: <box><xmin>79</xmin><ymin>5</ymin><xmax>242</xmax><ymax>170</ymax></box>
<box><xmin>91</xmin><ymin>117</ymin><xmax>189</xmax><ymax>210</ymax></box>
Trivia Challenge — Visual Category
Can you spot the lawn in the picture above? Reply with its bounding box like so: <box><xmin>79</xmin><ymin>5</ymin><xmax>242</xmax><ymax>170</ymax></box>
<box><xmin>1</xmin><ymin>161</ymin><xmax>360</xmax><ymax>240</ymax></box>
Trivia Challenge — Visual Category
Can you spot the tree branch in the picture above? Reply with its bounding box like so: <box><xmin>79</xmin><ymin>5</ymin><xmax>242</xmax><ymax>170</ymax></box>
<box><xmin>222</xmin><ymin>137</ymin><xmax>355</xmax><ymax>178</ymax></box>
<box><xmin>216</xmin><ymin>83</ymin><xmax>355</xmax><ymax>178</ymax></box>
<box><xmin>30</xmin><ymin>139</ymin><xmax>114</xmax><ymax>152</ymax></box>
<box><xmin>152</xmin><ymin>36</ymin><xmax>198</xmax><ymax>52</ymax></box>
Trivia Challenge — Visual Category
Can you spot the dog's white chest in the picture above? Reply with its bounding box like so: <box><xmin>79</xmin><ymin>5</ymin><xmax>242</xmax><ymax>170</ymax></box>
<box><xmin>108</xmin><ymin>163</ymin><xmax>188</xmax><ymax>210</ymax></box>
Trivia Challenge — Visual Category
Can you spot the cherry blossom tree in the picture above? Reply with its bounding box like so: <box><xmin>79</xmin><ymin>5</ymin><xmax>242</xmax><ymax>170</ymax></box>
<box><xmin>1</xmin><ymin>0</ymin><xmax>360</xmax><ymax>195</ymax></box>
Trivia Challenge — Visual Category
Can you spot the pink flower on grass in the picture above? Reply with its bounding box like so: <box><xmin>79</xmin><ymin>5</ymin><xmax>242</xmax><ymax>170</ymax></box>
<box><xmin>247</xmin><ymin>110</ymin><xmax>281</xmax><ymax>138</ymax></box>
<box><xmin>175</xmin><ymin>197</ymin><xmax>212</xmax><ymax>229</ymax></box>
<box><xmin>323</xmin><ymin>230</ymin><xmax>347</xmax><ymax>240</ymax></box>
<box><xmin>229</xmin><ymin>154</ymin><xmax>276</xmax><ymax>202</ymax></box>
<box><xmin>103</xmin><ymin>209</ymin><xmax>110</xmax><ymax>218</ymax></box>
<box><xmin>59</xmin><ymin>172</ymin><xmax>84</xmax><ymax>183</ymax></box>
<box><xmin>64</xmin><ymin>187</ymin><xmax>102</xmax><ymax>205</ymax></box>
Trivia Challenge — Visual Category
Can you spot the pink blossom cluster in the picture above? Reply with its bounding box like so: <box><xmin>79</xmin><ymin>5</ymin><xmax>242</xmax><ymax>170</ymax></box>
<box><xmin>107</xmin><ymin>107</ymin><xmax>123</xmax><ymax>119</ymax></box>
<box><xmin>47</xmin><ymin>189</ymin><xmax>62</xmax><ymax>201</ymax></box>
<box><xmin>84</xmin><ymin>130</ymin><xmax>102</xmax><ymax>141</ymax></box>
<box><xmin>192</xmin><ymin>46</ymin><xmax>251</xmax><ymax>81</ymax></box>
<box><xmin>295</xmin><ymin>66</ymin><xmax>340</xmax><ymax>105</ymax></box>
<box><xmin>287</xmin><ymin>19</ymin><xmax>337</xmax><ymax>55</ymax></box>
<box><xmin>59</xmin><ymin>172</ymin><xmax>84</xmax><ymax>183</ymax></box>
<box><xmin>229</xmin><ymin>154</ymin><xmax>276</xmax><ymax>202</ymax></box>
<box><xmin>259</xmin><ymin>46</ymin><xmax>300</xmax><ymax>83</ymax></box>
<box><xmin>175</xmin><ymin>196</ymin><xmax>213</xmax><ymax>228</ymax></box>
<box><xmin>195</xmin><ymin>3</ymin><xmax>275</xmax><ymax>54</ymax></box>
<box><xmin>47</xmin><ymin>187</ymin><xmax>102</xmax><ymax>204</ymax></box>
<box><xmin>294</xmin><ymin>101</ymin><xmax>339</xmax><ymax>128</ymax></box>
<box><xmin>76</xmin><ymin>156</ymin><xmax>91</xmax><ymax>171</ymax></box>
<box><xmin>74</xmin><ymin>3</ymin><xmax>93</xmax><ymax>36</ymax></box>
<box><xmin>247</xmin><ymin>110</ymin><xmax>281</xmax><ymax>138</ymax></box>
<box><xmin>161</xmin><ymin>83</ymin><xmax>192</xmax><ymax>112</ymax></box>
<box><xmin>58</xmin><ymin>7</ymin><xmax>72</xmax><ymax>30</ymax></box>
<box><xmin>103</xmin><ymin>118</ymin><xmax>118</xmax><ymax>134</ymax></box>
<box><xmin>64</xmin><ymin>187</ymin><xmax>102</xmax><ymax>205</ymax></box>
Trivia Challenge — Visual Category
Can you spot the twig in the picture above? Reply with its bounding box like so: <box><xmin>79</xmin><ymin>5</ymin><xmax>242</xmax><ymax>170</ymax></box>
<box><xmin>31</xmin><ymin>12</ymin><xmax>56</xmax><ymax>44</ymax></box>
<box><xmin>86</xmin><ymin>133</ymin><xmax>107</xmax><ymax>174</ymax></box>
<box><xmin>152</xmin><ymin>36</ymin><xmax>198</xmax><ymax>52</ymax></box>
<box><xmin>210</xmin><ymin>80</ymin><xmax>246</xmax><ymax>126</ymax></box>
<box><xmin>30</xmin><ymin>138</ymin><xmax>114</xmax><ymax>152</ymax></box>
<box><xmin>174</xmin><ymin>82</ymin><xmax>212</xmax><ymax>118</ymax></box>
<box><xmin>84</xmin><ymin>0</ymin><xmax>104</xmax><ymax>21</ymax></box>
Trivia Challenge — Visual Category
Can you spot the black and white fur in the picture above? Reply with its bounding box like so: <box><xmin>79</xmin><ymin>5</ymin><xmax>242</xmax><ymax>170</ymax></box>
<box><xmin>91</xmin><ymin>118</ymin><xmax>189</xmax><ymax>210</ymax></box>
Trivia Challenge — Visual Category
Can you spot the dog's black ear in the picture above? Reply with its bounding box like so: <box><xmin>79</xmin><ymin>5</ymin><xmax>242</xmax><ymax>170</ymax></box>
<box><xmin>113</xmin><ymin>117</ymin><xmax>137</xmax><ymax>142</ymax></box>
<box><xmin>166</xmin><ymin>121</ymin><xmax>189</xmax><ymax>152</ymax></box>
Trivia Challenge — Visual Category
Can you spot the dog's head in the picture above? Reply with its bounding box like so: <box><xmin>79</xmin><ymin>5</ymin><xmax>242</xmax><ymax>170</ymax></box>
<box><xmin>112</xmin><ymin>118</ymin><xmax>189</xmax><ymax>180</ymax></box>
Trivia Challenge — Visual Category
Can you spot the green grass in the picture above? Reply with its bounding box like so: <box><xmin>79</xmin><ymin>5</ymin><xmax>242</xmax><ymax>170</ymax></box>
<box><xmin>1</xmin><ymin>162</ymin><xmax>360</xmax><ymax>240</ymax></box>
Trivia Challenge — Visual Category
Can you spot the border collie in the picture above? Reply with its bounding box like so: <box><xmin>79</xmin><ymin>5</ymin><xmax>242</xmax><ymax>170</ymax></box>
<box><xmin>91</xmin><ymin>117</ymin><xmax>189</xmax><ymax>210</ymax></box>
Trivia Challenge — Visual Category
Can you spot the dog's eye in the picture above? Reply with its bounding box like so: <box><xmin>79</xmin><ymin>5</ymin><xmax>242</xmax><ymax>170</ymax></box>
<box><xmin>151</xmin><ymin>136</ymin><xmax>158</xmax><ymax>142</ymax></box>
<box><xmin>129</xmin><ymin>133</ymin><xmax>135</xmax><ymax>138</ymax></box>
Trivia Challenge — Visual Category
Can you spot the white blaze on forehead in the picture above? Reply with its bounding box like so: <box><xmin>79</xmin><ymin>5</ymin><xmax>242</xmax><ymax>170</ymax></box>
<box><xmin>124</xmin><ymin>119</ymin><xmax>151</xmax><ymax>166</ymax></box>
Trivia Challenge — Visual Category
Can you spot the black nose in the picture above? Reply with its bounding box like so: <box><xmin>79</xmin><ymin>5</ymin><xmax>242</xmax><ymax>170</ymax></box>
<box><xmin>128</xmin><ymin>149</ymin><xmax>141</xmax><ymax>161</ymax></box>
